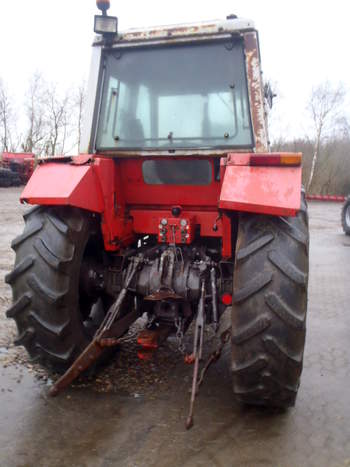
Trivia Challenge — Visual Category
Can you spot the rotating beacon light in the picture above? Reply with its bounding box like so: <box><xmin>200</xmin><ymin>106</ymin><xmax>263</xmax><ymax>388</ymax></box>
<box><xmin>94</xmin><ymin>0</ymin><xmax>118</xmax><ymax>37</ymax></box>
<box><xmin>96</xmin><ymin>0</ymin><xmax>110</xmax><ymax>15</ymax></box>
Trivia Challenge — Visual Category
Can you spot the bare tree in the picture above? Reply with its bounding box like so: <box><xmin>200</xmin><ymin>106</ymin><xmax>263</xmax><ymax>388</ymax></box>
<box><xmin>74</xmin><ymin>82</ymin><xmax>86</xmax><ymax>154</ymax></box>
<box><xmin>43</xmin><ymin>85</ymin><xmax>72</xmax><ymax>156</ymax></box>
<box><xmin>2</xmin><ymin>73</ymin><xmax>87</xmax><ymax>157</ymax></box>
<box><xmin>0</xmin><ymin>78</ymin><xmax>15</xmax><ymax>152</ymax></box>
<box><xmin>22</xmin><ymin>73</ymin><xmax>47</xmax><ymax>154</ymax></box>
<box><xmin>274</xmin><ymin>134</ymin><xmax>350</xmax><ymax>196</ymax></box>
<box><xmin>306</xmin><ymin>82</ymin><xmax>346</xmax><ymax>192</ymax></box>
<box><xmin>335</xmin><ymin>116</ymin><xmax>350</xmax><ymax>140</ymax></box>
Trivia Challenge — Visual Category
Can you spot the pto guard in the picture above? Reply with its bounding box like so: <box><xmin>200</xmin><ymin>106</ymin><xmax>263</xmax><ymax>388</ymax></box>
<box><xmin>219</xmin><ymin>153</ymin><xmax>302</xmax><ymax>216</ymax></box>
<box><xmin>20</xmin><ymin>161</ymin><xmax>104</xmax><ymax>213</ymax></box>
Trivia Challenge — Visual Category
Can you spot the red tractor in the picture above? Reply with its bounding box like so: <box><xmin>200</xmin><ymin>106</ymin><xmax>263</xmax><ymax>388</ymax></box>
<box><xmin>6</xmin><ymin>1</ymin><xmax>309</xmax><ymax>427</ymax></box>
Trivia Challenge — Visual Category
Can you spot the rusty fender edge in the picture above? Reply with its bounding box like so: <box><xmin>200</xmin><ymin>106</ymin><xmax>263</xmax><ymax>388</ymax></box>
<box><xmin>219</xmin><ymin>154</ymin><xmax>302</xmax><ymax>217</ymax></box>
<box><xmin>20</xmin><ymin>159</ymin><xmax>106</xmax><ymax>213</ymax></box>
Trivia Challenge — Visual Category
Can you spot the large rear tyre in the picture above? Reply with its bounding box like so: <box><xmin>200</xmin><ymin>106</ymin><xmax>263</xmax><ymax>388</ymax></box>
<box><xmin>231</xmin><ymin>193</ymin><xmax>309</xmax><ymax>408</ymax></box>
<box><xmin>6</xmin><ymin>206</ymin><xmax>118</xmax><ymax>372</ymax></box>
<box><xmin>341</xmin><ymin>196</ymin><xmax>350</xmax><ymax>235</ymax></box>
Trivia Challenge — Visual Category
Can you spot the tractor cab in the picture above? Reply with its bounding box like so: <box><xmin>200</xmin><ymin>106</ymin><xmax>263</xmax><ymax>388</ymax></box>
<box><xmin>82</xmin><ymin>12</ymin><xmax>269</xmax><ymax>156</ymax></box>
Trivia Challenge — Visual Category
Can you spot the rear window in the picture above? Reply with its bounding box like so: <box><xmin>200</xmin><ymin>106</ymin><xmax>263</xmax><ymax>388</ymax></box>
<box><xmin>142</xmin><ymin>160</ymin><xmax>212</xmax><ymax>185</ymax></box>
<box><xmin>96</xmin><ymin>39</ymin><xmax>253</xmax><ymax>151</ymax></box>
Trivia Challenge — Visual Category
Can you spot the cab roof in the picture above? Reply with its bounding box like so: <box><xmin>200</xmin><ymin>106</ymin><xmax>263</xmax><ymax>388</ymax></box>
<box><xmin>93</xmin><ymin>17</ymin><xmax>255</xmax><ymax>46</ymax></box>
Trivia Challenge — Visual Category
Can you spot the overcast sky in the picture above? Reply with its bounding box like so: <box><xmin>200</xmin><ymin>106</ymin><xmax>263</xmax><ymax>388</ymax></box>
<box><xmin>1</xmin><ymin>0</ymin><xmax>349</xmax><ymax>141</ymax></box>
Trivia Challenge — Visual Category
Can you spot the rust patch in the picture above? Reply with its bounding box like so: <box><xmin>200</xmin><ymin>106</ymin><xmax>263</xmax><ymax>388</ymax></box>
<box><xmin>120</xmin><ymin>23</ymin><xmax>220</xmax><ymax>43</ymax></box>
<box><xmin>244</xmin><ymin>32</ymin><xmax>269</xmax><ymax>153</ymax></box>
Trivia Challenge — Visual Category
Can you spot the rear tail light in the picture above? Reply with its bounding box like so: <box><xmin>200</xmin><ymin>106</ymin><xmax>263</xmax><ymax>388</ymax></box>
<box><xmin>221</xmin><ymin>293</ymin><xmax>232</xmax><ymax>306</ymax></box>
<box><xmin>227</xmin><ymin>153</ymin><xmax>302</xmax><ymax>167</ymax></box>
<box><xmin>250</xmin><ymin>153</ymin><xmax>302</xmax><ymax>167</ymax></box>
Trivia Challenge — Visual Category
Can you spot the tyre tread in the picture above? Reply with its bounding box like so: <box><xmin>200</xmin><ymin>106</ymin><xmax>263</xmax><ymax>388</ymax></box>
<box><xmin>268</xmin><ymin>250</ymin><xmax>307</xmax><ymax>286</ymax></box>
<box><xmin>14</xmin><ymin>327</ymin><xmax>35</xmax><ymax>346</ymax></box>
<box><xmin>341</xmin><ymin>196</ymin><xmax>350</xmax><ymax>235</ymax></box>
<box><xmin>28</xmin><ymin>310</ymin><xmax>70</xmax><ymax>337</ymax></box>
<box><xmin>234</xmin><ymin>271</ymin><xmax>273</xmax><ymax>303</ymax></box>
<box><xmin>33</xmin><ymin>237</ymin><xmax>73</xmax><ymax>271</ymax></box>
<box><xmin>232</xmin><ymin>315</ymin><xmax>271</xmax><ymax>344</ymax></box>
<box><xmin>265</xmin><ymin>292</ymin><xmax>305</xmax><ymax>330</ymax></box>
<box><xmin>46</xmin><ymin>212</ymin><xmax>69</xmax><ymax>235</ymax></box>
<box><xmin>27</xmin><ymin>273</ymin><xmax>68</xmax><ymax>305</ymax></box>
<box><xmin>236</xmin><ymin>233</ymin><xmax>274</xmax><ymax>262</ymax></box>
<box><xmin>6</xmin><ymin>293</ymin><xmax>32</xmax><ymax>318</ymax></box>
<box><xmin>5</xmin><ymin>256</ymin><xmax>34</xmax><ymax>284</ymax></box>
<box><xmin>7</xmin><ymin>207</ymin><xmax>94</xmax><ymax>371</ymax></box>
<box><xmin>35</xmin><ymin>342</ymin><xmax>76</xmax><ymax>363</ymax></box>
<box><xmin>11</xmin><ymin>221</ymin><xmax>43</xmax><ymax>250</ymax></box>
<box><xmin>231</xmin><ymin>192</ymin><xmax>309</xmax><ymax>408</ymax></box>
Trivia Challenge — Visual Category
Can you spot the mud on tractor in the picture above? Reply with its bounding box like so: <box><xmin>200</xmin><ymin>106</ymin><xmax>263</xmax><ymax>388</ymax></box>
<box><xmin>6</xmin><ymin>0</ymin><xmax>309</xmax><ymax>428</ymax></box>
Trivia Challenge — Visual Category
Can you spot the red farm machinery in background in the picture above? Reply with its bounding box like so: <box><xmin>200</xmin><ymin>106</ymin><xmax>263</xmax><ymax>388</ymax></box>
<box><xmin>6</xmin><ymin>0</ymin><xmax>309</xmax><ymax>429</ymax></box>
<box><xmin>0</xmin><ymin>152</ymin><xmax>35</xmax><ymax>187</ymax></box>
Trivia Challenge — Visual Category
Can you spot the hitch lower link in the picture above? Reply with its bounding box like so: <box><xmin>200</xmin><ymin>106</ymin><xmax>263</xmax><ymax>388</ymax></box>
<box><xmin>49</xmin><ymin>253</ymin><xmax>231</xmax><ymax>432</ymax></box>
<box><xmin>49</xmin><ymin>256</ymin><xmax>143</xmax><ymax>397</ymax></box>
<box><xmin>185</xmin><ymin>279</ymin><xmax>231</xmax><ymax>430</ymax></box>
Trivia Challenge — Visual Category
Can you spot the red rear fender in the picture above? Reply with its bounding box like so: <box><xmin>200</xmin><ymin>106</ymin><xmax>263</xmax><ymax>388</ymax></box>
<box><xmin>20</xmin><ymin>161</ymin><xmax>105</xmax><ymax>213</ymax></box>
<box><xmin>219</xmin><ymin>154</ymin><xmax>302</xmax><ymax>217</ymax></box>
<box><xmin>20</xmin><ymin>158</ymin><xmax>135</xmax><ymax>251</ymax></box>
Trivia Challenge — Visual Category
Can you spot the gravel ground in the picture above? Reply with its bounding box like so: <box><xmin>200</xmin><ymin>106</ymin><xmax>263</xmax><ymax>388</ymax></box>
<box><xmin>0</xmin><ymin>188</ymin><xmax>350</xmax><ymax>467</ymax></box>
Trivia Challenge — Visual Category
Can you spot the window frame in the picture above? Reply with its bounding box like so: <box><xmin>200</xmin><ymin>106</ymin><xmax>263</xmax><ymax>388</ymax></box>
<box><xmin>92</xmin><ymin>37</ymin><xmax>254</xmax><ymax>153</ymax></box>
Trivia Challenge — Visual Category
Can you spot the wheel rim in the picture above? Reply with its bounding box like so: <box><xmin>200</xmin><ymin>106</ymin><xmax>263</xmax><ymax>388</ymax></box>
<box><xmin>78</xmin><ymin>235</ymin><xmax>110</xmax><ymax>337</ymax></box>
<box><xmin>79</xmin><ymin>272</ymin><xmax>111</xmax><ymax>337</ymax></box>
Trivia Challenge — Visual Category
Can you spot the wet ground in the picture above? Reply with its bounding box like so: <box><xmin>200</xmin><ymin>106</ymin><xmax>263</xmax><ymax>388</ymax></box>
<box><xmin>0</xmin><ymin>187</ymin><xmax>350</xmax><ymax>467</ymax></box>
